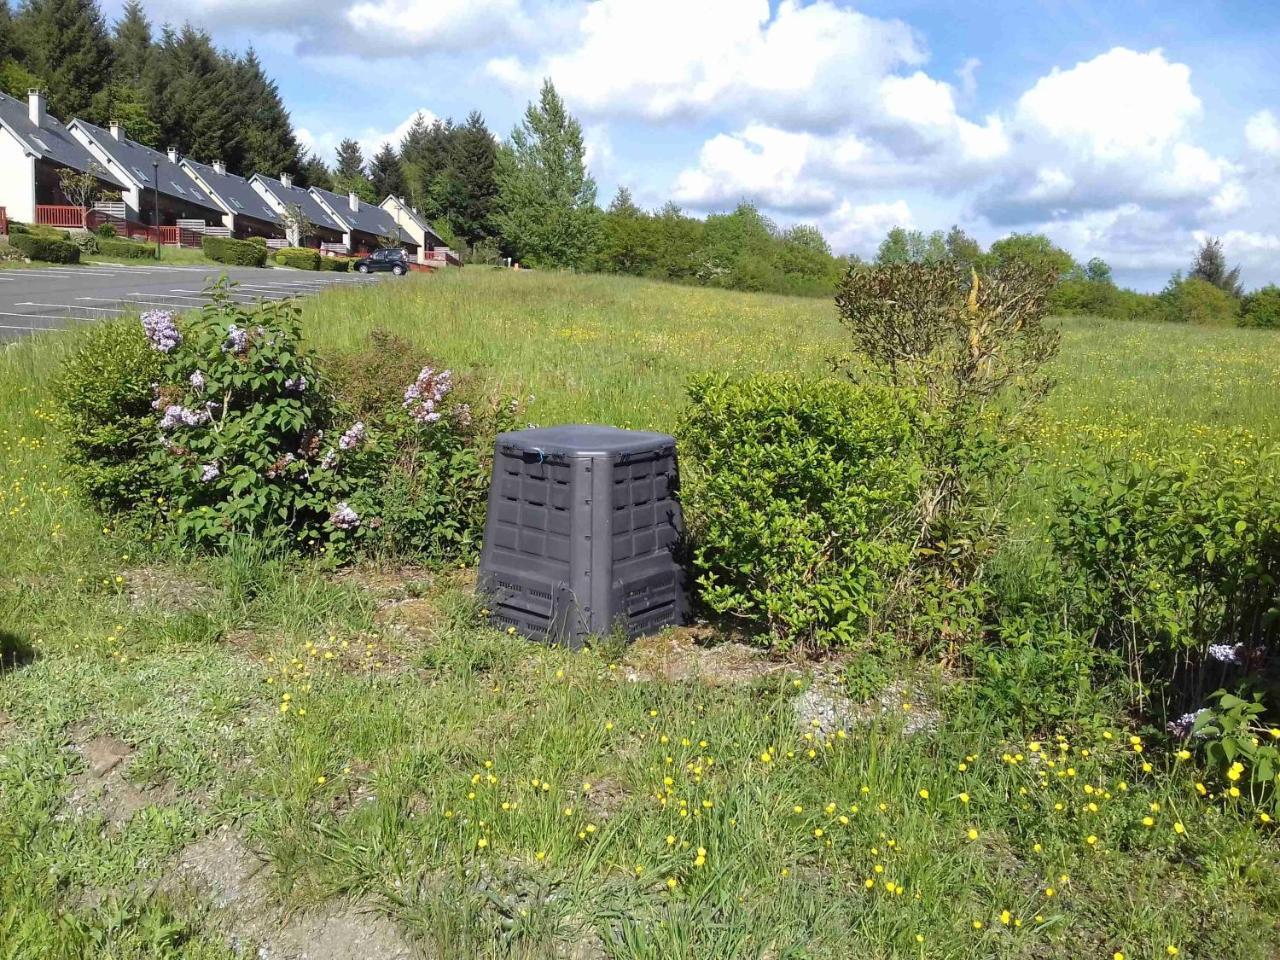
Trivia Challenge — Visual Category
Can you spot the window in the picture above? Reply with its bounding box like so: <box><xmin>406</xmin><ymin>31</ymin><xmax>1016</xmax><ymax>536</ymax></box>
<box><xmin>230</xmin><ymin>198</ymin><xmax>243</xmax><ymax>210</ymax></box>
<box><xmin>170</xmin><ymin>181</ymin><xmax>188</xmax><ymax>196</ymax></box>
<box><xmin>131</xmin><ymin>166</ymin><xmax>150</xmax><ymax>183</ymax></box>
<box><xmin>30</xmin><ymin>135</ymin><xmax>51</xmax><ymax>152</ymax></box>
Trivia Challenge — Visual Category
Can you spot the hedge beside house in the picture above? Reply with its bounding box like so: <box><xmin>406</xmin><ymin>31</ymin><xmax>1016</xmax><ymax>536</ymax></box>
<box><xmin>319</xmin><ymin>257</ymin><xmax>349</xmax><ymax>272</ymax></box>
<box><xmin>274</xmin><ymin>247</ymin><xmax>321</xmax><ymax>270</ymax></box>
<box><xmin>10</xmin><ymin>233</ymin><xmax>81</xmax><ymax>263</ymax></box>
<box><xmin>202</xmin><ymin>235</ymin><xmax>268</xmax><ymax>267</ymax></box>
<box><xmin>99</xmin><ymin>238</ymin><xmax>157</xmax><ymax>259</ymax></box>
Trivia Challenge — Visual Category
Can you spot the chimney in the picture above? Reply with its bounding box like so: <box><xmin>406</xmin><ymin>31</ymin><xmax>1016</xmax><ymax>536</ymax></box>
<box><xmin>212</xmin><ymin>160</ymin><xmax>226</xmax><ymax>176</ymax></box>
<box><xmin>348</xmin><ymin>191</ymin><xmax>359</xmax><ymax>212</ymax></box>
<box><xmin>28</xmin><ymin>89</ymin><xmax>45</xmax><ymax>128</ymax></box>
<box><xmin>280</xmin><ymin>172</ymin><xmax>293</xmax><ymax>188</ymax></box>
<box><xmin>109</xmin><ymin>119</ymin><xmax>124</xmax><ymax>141</ymax></box>
<box><xmin>167</xmin><ymin>146</ymin><xmax>178</xmax><ymax>163</ymax></box>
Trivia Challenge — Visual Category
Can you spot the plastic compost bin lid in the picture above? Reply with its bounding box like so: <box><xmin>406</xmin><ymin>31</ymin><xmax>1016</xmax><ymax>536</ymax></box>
<box><xmin>496</xmin><ymin>424</ymin><xmax>675</xmax><ymax>460</ymax></box>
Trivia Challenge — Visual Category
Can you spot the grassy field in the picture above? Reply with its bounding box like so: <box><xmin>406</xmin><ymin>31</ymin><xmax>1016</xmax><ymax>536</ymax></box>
<box><xmin>1</xmin><ymin>270</ymin><xmax>1278</xmax><ymax>959</ymax></box>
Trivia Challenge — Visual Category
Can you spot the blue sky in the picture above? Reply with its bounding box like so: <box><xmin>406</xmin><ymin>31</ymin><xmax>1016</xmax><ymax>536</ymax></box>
<box><xmin>108</xmin><ymin>0</ymin><xmax>1280</xmax><ymax>289</ymax></box>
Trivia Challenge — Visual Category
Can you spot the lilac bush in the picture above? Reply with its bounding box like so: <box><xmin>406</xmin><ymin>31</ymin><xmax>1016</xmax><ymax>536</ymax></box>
<box><xmin>404</xmin><ymin>366</ymin><xmax>453</xmax><ymax>423</ymax></box>
<box><xmin>141</xmin><ymin>310</ymin><xmax>182</xmax><ymax>353</ymax></box>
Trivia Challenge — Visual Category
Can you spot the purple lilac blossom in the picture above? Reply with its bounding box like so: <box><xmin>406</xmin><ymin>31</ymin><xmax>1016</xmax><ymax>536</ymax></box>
<box><xmin>1208</xmin><ymin>643</ymin><xmax>1243</xmax><ymax>665</ymax></box>
<box><xmin>319</xmin><ymin>449</ymin><xmax>338</xmax><ymax>470</ymax></box>
<box><xmin>199</xmin><ymin>463</ymin><xmax>220</xmax><ymax>482</ymax></box>
<box><xmin>141</xmin><ymin>310</ymin><xmax>181</xmax><ymax>352</ymax></box>
<box><xmin>190</xmin><ymin>370</ymin><xmax>206</xmax><ymax>392</ymax></box>
<box><xmin>338</xmin><ymin>421</ymin><xmax>367</xmax><ymax>450</ymax></box>
<box><xmin>159</xmin><ymin>404</ymin><xmax>210</xmax><ymax>430</ymax></box>
<box><xmin>404</xmin><ymin>367</ymin><xmax>454</xmax><ymax>423</ymax></box>
<box><xmin>330</xmin><ymin>502</ymin><xmax>360</xmax><ymax>530</ymax></box>
<box><xmin>284</xmin><ymin>374</ymin><xmax>307</xmax><ymax>392</ymax></box>
<box><xmin>1167</xmin><ymin>709</ymin><xmax>1209</xmax><ymax>738</ymax></box>
<box><xmin>222</xmin><ymin>324</ymin><xmax>249</xmax><ymax>353</ymax></box>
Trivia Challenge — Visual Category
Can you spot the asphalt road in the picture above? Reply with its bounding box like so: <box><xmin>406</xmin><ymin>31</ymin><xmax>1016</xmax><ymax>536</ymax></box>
<box><xmin>0</xmin><ymin>262</ymin><xmax>385</xmax><ymax>342</ymax></box>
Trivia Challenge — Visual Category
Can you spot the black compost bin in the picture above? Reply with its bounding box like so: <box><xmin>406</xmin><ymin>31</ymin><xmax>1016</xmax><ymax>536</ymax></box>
<box><xmin>478</xmin><ymin>424</ymin><xmax>686</xmax><ymax>648</ymax></box>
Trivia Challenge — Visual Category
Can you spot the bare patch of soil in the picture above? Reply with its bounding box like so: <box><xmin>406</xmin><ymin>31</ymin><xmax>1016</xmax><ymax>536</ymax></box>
<box><xmin>581</xmin><ymin>776</ymin><xmax>629</xmax><ymax>822</ymax></box>
<box><xmin>63</xmin><ymin>733</ymin><xmax>173</xmax><ymax>827</ymax></box>
<box><xmin>793</xmin><ymin>675</ymin><xmax>942</xmax><ymax>737</ymax></box>
<box><xmin>622</xmin><ymin>626</ymin><xmax>791</xmax><ymax>686</ymax></box>
<box><xmin>166</xmin><ymin>826</ymin><xmax>422</xmax><ymax>959</ymax></box>
<box><xmin>123</xmin><ymin>566</ymin><xmax>218</xmax><ymax>613</ymax></box>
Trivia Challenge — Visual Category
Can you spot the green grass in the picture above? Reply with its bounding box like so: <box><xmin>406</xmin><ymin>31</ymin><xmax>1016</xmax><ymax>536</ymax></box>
<box><xmin>1</xmin><ymin>269</ymin><xmax>1278</xmax><ymax>959</ymax></box>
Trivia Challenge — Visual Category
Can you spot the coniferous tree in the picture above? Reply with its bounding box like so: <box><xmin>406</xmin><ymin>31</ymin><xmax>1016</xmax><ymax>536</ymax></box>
<box><xmin>234</xmin><ymin>48</ymin><xmax>301</xmax><ymax>178</ymax></box>
<box><xmin>441</xmin><ymin>110</ymin><xmax>497</xmax><ymax>248</ymax></box>
<box><xmin>1189</xmin><ymin>236</ymin><xmax>1243</xmax><ymax>297</ymax></box>
<box><xmin>494</xmin><ymin>79</ymin><xmax>597</xmax><ymax>268</ymax></box>
<box><xmin>13</xmin><ymin>0</ymin><xmax>113</xmax><ymax>119</ymax></box>
<box><xmin>369</xmin><ymin>143</ymin><xmax>405</xmax><ymax>200</ymax></box>
<box><xmin>111</xmin><ymin>0</ymin><xmax>150</xmax><ymax>82</ymax></box>
<box><xmin>0</xmin><ymin>0</ymin><xmax>13</xmax><ymax>63</ymax></box>
<box><xmin>297</xmin><ymin>152</ymin><xmax>333</xmax><ymax>190</ymax></box>
<box><xmin>332</xmin><ymin>138</ymin><xmax>375</xmax><ymax>201</ymax></box>
<box><xmin>146</xmin><ymin>26</ymin><xmax>240</xmax><ymax>164</ymax></box>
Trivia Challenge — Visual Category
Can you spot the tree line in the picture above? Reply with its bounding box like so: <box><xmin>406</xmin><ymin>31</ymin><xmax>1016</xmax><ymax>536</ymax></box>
<box><xmin>0</xmin><ymin>0</ymin><xmax>303</xmax><ymax>181</ymax></box>
<box><xmin>2</xmin><ymin>1</ymin><xmax>1272</xmax><ymax>313</ymax></box>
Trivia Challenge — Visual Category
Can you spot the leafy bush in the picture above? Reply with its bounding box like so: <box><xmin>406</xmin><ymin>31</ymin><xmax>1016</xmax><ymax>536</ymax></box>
<box><xmin>1161</xmin><ymin>276</ymin><xmax>1238</xmax><ymax>325</ymax></box>
<box><xmin>99</xmin><ymin>238</ymin><xmax>157</xmax><ymax>259</ymax></box>
<box><xmin>1240</xmin><ymin>285</ymin><xmax>1280</xmax><ymax>329</ymax></box>
<box><xmin>274</xmin><ymin>247</ymin><xmax>321</xmax><ymax>270</ymax></box>
<box><xmin>1048</xmin><ymin>278</ymin><xmax>1120</xmax><ymax>317</ymax></box>
<box><xmin>680</xmin><ymin>373</ymin><xmax>921</xmax><ymax>650</ymax></box>
<box><xmin>835</xmin><ymin>263</ymin><xmax>1059</xmax><ymax>644</ymax></box>
<box><xmin>1050</xmin><ymin>442</ymin><xmax>1280</xmax><ymax>734</ymax></box>
<box><xmin>9</xmin><ymin>233</ymin><xmax>80</xmax><ymax>263</ymax></box>
<box><xmin>72</xmin><ymin>233</ymin><xmax>100</xmax><ymax>255</ymax></box>
<box><xmin>95</xmin><ymin>223</ymin><xmax>117</xmax><ymax>238</ymax></box>
<box><xmin>319</xmin><ymin>257</ymin><xmax>349</xmax><ymax>272</ymax></box>
<box><xmin>55</xmin><ymin>287</ymin><xmax>515</xmax><ymax>564</ymax></box>
<box><xmin>965</xmin><ymin>611</ymin><xmax>1121</xmax><ymax>733</ymax></box>
<box><xmin>202</xmin><ymin>235</ymin><xmax>268</xmax><ymax>267</ymax></box>
<box><xmin>52</xmin><ymin>318</ymin><xmax>165</xmax><ymax>513</ymax></box>
<box><xmin>0</xmin><ymin>243</ymin><xmax>25</xmax><ymax>263</ymax></box>
<box><xmin>246</xmin><ymin>236</ymin><xmax>268</xmax><ymax>248</ymax></box>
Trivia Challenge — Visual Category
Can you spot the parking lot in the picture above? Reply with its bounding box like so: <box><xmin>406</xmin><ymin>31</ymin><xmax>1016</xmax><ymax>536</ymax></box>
<box><xmin>0</xmin><ymin>263</ymin><xmax>384</xmax><ymax>342</ymax></box>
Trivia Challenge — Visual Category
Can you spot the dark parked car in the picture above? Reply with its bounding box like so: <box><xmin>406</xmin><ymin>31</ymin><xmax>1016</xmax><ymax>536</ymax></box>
<box><xmin>354</xmin><ymin>248</ymin><xmax>410</xmax><ymax>275</ymax></box>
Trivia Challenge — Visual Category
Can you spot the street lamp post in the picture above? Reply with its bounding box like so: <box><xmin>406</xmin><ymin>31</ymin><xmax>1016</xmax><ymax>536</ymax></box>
<box><xmin>151</xmin><ymin>159</ymin><xmax>160</xmax><ymax>260</ymax></box>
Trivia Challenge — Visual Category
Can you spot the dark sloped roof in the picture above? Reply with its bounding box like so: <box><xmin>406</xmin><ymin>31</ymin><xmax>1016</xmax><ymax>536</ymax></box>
<box><xmin>385</xmin><ymin>196</ymin><xmax>446</xmax><ymax>247</ymax></box>
<box><xmin>250</xmin><ymin>174</ymin><xmax>344</xmax><ymax>232</ymax></box>
<box><xmin>182</xmin><ymin>159</ymin><xmax>282</xmax><ymax>226</ymax></box>
<box><xmin>0</xmin><ymin>92</ymin><xmax>126</xmax><ymax>186</ymax></box>
<box><xmin>311</xmin><ymin>187</ymin><xmax>416</xmax><ymax>245</ymax></box>
<box><xmin>70</xmin><ymin>119</ymin><xmax>221</xmax><ymax>213</ymax></box>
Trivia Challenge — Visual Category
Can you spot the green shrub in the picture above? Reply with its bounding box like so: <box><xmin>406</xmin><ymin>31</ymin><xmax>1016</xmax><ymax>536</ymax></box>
<box><xmin>679</xmin><ymin>373</ymin><xmax>921</xmax><ymax>650</ymax></box>
<box><xmin>0</xmin><ymin>243</ymin><xmax>25</xmax><ymax>263</ymax></box>
<box><xmin>1050</xmin><ymin>441</ymin><xmax>1280</xmax><ymax>730</ymax></box>
<box><xmin>52</xmin><ymin>318</ymin><xmax>165</xmax><ymax>513</ymax></box>
<box><xmin>274</xmin><ymin>247</ymin><xmax>321</xmax><ymax>270</ymax></box>
<box><xmin>1240</xmin><ymin>285</ymin><xmax>1280</xmax><ymax>329</ymax></box>
<box><xmin>95</xmin><ymin>222</ymin><xmax>117</xmax><ymax>239</ymax></box>
<box><xmin>9</xmin><ymin>232</ymin><xmax>80</xmax><ymax>263</ymax></box>
<box><xmin>54</xmin><ymin>285</ymin><xmax>516</xmax><ymax>563</ymax></box>
<box><xmin>1047</xmin><ymin>278</ymin><xmax>1120</xmax><ymax>317</ymax></box>
<box><xmin>72</xmin><ymin>233</ymin><xmax>100</xmax><ymax>255</ymax></box>
<box><xmin>319</xmin><ymin>257</ymin><xmax>349</xmax><ymax>272</ymax></box>
<box><xmin>246</xmin><ymin>236</ymin><xmax>268</xmax><ymax>248</ymax></box>
<box><xmin>99</xmin><ymin>238</ymin><xmax>157</xmax><ymax>259</ymax></box>
<box><xmin>965</xmin><ymin>611</ymin><xmax>1121</xmax><ymax>733</ymax></box>
<box><xmin>1161</xmin><ymin>276</ymin><xmax>1239</xmax><ymax>325</ymax></box>
<box><xmin>202</xmin><ymin>235</ymin><xmax>268</xmax><ymax>267</ymax></box>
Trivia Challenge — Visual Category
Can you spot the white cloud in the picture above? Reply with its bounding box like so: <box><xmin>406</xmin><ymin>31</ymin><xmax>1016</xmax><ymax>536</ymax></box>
<box><xmin>488</xmin><ymin>0</ymin><xmax>926</xmax><ymax>129</ymax></box>
<box><xmin>821</xmin><ymin>200</ymin><xmax>913</xmax><ymax>254</ymax></box>
<box><xmin>1245</xmin><ymin>110</ymin><xmax>1280</xmax><ymax>156</ymax></box>
<box><xmin>672</xmin><ymin>125</ymin><xmax>835</xmax><ymax>213</ymax></box>
<box><xmin>342</xmin><ymin>0</ymin><xmax>525</xmax><ymax>55</ymax></box>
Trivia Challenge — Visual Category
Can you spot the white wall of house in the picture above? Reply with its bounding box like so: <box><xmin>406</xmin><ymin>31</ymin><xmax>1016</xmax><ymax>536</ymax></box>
<box><xmin>0</xmin><ymin>132</ymin><xmax>36</xmax><ymax>223</ymax></box>
<box><xmin>180</xmin><ymin>163</ymin><xmax>236</xmax><ymax>231</ymax></box>
<box><xmin>70</xmin><ymin>128</ymin><xmax>142</xmax><ymax>218</ymax></box>
<box><xmin>307</xmin><ymin>189</ymin><xmax>353</xmax><ymax>250</ymax></box>
<box><xmin>380</xmin><ymin>197</ymin><xmax>430</xmax><ymax>264</ymax></box>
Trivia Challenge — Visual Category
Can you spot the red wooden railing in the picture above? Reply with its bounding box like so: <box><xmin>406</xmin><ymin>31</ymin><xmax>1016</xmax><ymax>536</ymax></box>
<box><xmin>0</xmin><ymin>206</ymin><xmax>7</xmax><ymax>236</ymax></box>
<box><xmin>35</xmin><ymin>205</ymin><xmax>86</xmax><ymax>228</ymax></box>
